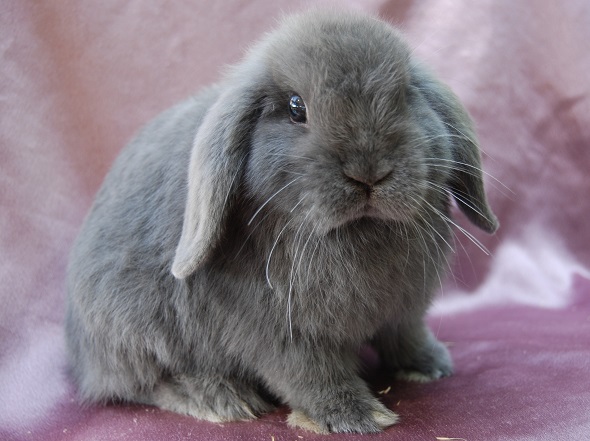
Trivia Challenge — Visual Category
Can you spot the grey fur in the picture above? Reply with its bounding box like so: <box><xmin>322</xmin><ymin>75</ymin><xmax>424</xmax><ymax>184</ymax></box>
<box><xmin>66</xmin><ymin>9</ymin><xmax>498</xmax><ymax>434</ymax></box>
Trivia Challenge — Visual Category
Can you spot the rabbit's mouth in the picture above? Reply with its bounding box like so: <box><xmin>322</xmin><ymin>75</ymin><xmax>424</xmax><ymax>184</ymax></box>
<box><xmin>358</xmin><ymin>197</ymin><xmax>394</xmax><ymax>220</ymax></box>
<box><xmin>326</xmin><ymin>194</ymin><xmax>421</xmax><ymax>230</ymax></box>
<box><xmin>362</xmin><ymin>204</ymin><xmax>383</xmax><ymax>218</ymax></box>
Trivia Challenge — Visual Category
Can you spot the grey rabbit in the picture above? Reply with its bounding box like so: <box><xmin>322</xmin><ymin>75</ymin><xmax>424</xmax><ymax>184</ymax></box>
<box><xmin>65</xmin><ymin>9</ymin><xmax>498</xmax><ymax>434</ymax></box>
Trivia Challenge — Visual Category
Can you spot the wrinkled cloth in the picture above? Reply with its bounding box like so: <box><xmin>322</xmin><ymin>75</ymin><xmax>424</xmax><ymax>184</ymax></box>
<box><xmin>1</xmin><ymin>1</ymin><xmax>589</xmax><ymax>440</ymax></box>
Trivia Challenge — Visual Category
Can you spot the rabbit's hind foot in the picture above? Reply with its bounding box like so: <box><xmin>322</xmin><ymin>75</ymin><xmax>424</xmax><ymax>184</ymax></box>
<box><xmin>142</xmin><ymin>373</ymin><xmax>274</xmax><ymax>422</ymax></box>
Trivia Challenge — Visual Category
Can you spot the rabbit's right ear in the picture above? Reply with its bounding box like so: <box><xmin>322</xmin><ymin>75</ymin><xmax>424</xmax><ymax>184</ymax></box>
<box><xmin>172</xmin><ymin>75</ymin><xmax>266</xmax><ymax>279</ymax></box>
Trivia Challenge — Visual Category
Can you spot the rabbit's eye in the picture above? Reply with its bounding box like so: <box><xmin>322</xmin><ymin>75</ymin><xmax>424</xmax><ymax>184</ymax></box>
<box><xmin>289</xmin><ymin>94</ymin><xmax>307</xmax><ymax>124</ymax></box>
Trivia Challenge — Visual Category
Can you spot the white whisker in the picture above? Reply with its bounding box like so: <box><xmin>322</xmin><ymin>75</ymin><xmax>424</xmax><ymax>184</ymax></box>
<box><xmin>399</xmin><ymin>219</ymin><xmax>412</xmax><ymax>274</ymax></box>
<box><xmin>248</xmin><ymin>177</ymin><xmax>303</xmax><ymax>226</ymax></box>
<box><xmin>286</xmin><ymin>210</ymin><xmax>313</xmax><ymax>341</ymax></box>
<box><xmin>266</xmin><ymin>153</ymin><xmax>315</xmax><ymax>162</ymax></box>
<box><xmin>423</xmin><ymin>179</ymin><xmax>494</xmax><ymax>224</ymax></box>
<box><xmin>439</xmin><ymin>121</ymin><xmax>477</xmax><ymax>146</ymax></box>
<box><xmin>409</xmin><ymin>218</ymin><xmax>428</xmax><ymax>295</ymax></box>
<box><xmin>266</xmin><ymin>219</ymin><xmax>293</xmax><ymax>290</ymax></box>
<box><xmin>405</xmin><ymin>206</ymin><xmax>448</xmax><ymax>351</ymax></box>
<box><xmin>220</xmin><ymin>157</ymin><xmax>245</xmax><ymax>215</ymax></box>
<box><xmin>407</xmin><ymin>195</ymin><xmax>454</xmax><ymax>253</ymax></box>
<box><xmin>265</xmin><ymin>198</ymin><xmax>305</xmax><ymax>290</ymax></box>
<box><xmin>423</xmin><ymin>157</ymin><xmax>513</xmax><ymax>195</ymax></box>
<box><xmin>419</xmin><ymin>196</ymin><xmax>491</xmax><ymax>256</ymax></box>
<box><xmin>305</xmin><ymin>226</ymin><xmax>322</xmax><ymax>291</ymax></box>
<box><xmin>296</xmin><ymin>223</ymin><xmax>318</xmax><ymax>285</ymax></box>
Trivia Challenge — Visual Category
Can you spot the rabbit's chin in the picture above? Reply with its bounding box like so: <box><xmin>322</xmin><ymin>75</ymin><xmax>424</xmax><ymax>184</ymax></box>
<box><xmin>312</xmin><ymin>199</ymin><xmax>421</xmax><ymax>234</ymax></box>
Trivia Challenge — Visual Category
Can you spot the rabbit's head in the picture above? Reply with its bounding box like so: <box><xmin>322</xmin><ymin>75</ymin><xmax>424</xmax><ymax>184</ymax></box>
<box><xmin>172</xmin><ymin>10</ymin><xmax>498</xmax><ymax>279</ymax></box>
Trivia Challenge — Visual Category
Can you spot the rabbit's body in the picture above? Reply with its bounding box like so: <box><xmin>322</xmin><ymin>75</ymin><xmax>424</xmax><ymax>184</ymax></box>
<box><xmin>66</xmin><ymin>10</ymin><xmax>497</xmax><ymax>434</ymax></box>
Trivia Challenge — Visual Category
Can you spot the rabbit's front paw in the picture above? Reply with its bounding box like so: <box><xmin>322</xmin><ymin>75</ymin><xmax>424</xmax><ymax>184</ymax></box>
<box><xmin>288</xmin><ymin>397</ymin><xmax>398</xmax><ymax>434</ymax></box>
<box><xmin>395</xmin><ymin>339</ymin><xmax>453</xmax><ymax>383</ymax></box>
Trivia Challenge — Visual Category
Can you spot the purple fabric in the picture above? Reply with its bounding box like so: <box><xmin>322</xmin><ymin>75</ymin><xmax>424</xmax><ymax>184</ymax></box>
<box><xmin>1</xmin><ymin>1</ymin><xmax>589</xmax><ymax>440</ymax></box>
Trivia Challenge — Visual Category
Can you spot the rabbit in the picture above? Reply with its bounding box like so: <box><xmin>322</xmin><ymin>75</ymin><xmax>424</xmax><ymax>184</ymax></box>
<box><xmin>65</xmin><ymin>8</ymin><xmax>498</xmax><ymax>434</ymax></box>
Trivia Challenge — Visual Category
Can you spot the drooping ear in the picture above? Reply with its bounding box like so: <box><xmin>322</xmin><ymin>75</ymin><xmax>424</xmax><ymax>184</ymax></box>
<box><xmin>171</xmin><ymin>80</ymin><xmax>265</xmax><ymax>279</ymax></box>
<box><xmin>412</xmin><ymin>63</ymin><xmax>499</xmax><ymax>234</ymax></box>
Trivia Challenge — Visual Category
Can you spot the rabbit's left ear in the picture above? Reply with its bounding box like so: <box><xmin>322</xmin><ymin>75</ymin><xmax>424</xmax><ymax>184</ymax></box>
<box><xmin>172</xmin><ymin>79</ymin><xmax>265</xmax><ymax>279</ymax></box>
<box><xmin>412</xmin><ymin>63</ymin><xmax>499</xmax><ymax>234</ymax></box>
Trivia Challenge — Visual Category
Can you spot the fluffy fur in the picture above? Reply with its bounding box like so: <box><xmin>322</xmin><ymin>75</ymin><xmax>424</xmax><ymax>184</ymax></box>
<box><xmin>65</xmin><ymin>9</ymin><xmax>498</xmax><ymax>434</ymax></box>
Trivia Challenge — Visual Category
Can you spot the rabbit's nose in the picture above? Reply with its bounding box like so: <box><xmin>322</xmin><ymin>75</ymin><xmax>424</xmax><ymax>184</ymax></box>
<box><xmin>343</xmin><ymin>167</ymin><xmax>393</xmax><ymax>189</ymax></box>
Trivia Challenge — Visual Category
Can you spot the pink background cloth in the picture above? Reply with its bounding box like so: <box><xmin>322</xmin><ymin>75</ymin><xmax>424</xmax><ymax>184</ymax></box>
<box><xmin>1</xmin><ymin>1</ymin><xmax>589</xmax><ymax>440</ymax></box>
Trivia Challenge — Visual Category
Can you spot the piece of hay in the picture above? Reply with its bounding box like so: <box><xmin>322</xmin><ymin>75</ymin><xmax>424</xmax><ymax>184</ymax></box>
<box><xmin>377</xmin><ymin>386</ymin><xmax>391</xmax><ymax>395</ymax></box>
<box><xmin>435</xmin><ymin>437</ymin><xmax>467</xmax><ymax>440</ymax></box>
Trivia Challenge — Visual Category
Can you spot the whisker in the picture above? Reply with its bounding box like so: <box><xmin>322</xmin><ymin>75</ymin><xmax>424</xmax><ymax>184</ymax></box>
<box><xmin>404</xmin><ymin>203</ymin><xmax>449</xmax><ymax>352</ymax></box>
<box><xmin>236</xmin><ymin>196</ymin><xmax>303</xmax><ymax>259</ymax></box>
<box><xmin>266</xmin><ymin>220</ymin><xmax>293</xmax><ymax>290</ymax></box>
<box><xmin>419</xmin><ymin>196</ymin><xmax>491</xmax><ymax>256</ymax></box>
<box><xmin>407</xmin><ymin>195</ymin><xmax>454</xmax><ymax>253</ymax></box>
<box><xmin>266</xmin><ymin>153</ymin><xmax>315</xmax><ymax>162</ymax></box>
<box><xmin>265</xmin><ymin>199</ymin><xmax>305</xmax><ymax>290</ymax></box>
<box><xmin>409</xmin><ymin>133</ymin><xmax>471</xmax><ymax>147</ymax></box>
<box><xmin>423</xmin><ymin>158</ymin><xmax>514</xmax><ymax>195</ymax></box>
<box><xmin>423</xmin><ymin>180</ymin><xmax>494</xmax><ymax>224</ymax></box>
<box><xmin>448</xmin><ymin>219</ymin><xmax>491</xmax><ymax>256</ymax></box>
<box><xmin>287</xmin><ymin>210</ymin><xmax>313</xmax><ymax>341</ymax></box>
<box><xmin>439</xmin><ymin>121</ymin><xmax>479</xmax><ymax>149</ymax></box>
<box><xmin>296</xmin><ymin>223</ymin><xmax>318</xmax><ymax>286</ymax></box>
<box><xmin>417</xmin><ymin>182</ymin><xmax>475</xmax><ymax>284</ymax></box>
<box><xmin>398</xmin><ymin>200</ymin><xmax>434</xmax><ymax>295</ymax></box>
<box><xmin>400</xmin><ymin>219</ymin><xmax>412</xmax><ymax>274</ymax></box>
<box><xmin>403</xmin><ymin>111</ymin><xmax>479</xmax><ymax>151</ymax></box>
<box><xmin>447</xmin><ymin>221</ymin><xmax>475</xmax><ymax>288</ymax></box>
<box><xmin>248</xmin><ymin>177</ymin><xmax>302</xmax><ymax>226</ymax></box>
<box><xmin>305</xmin><ymin>226</ymin><xmax>323</xmax><ymax>291</ymax></box>
<box><xmin>220</xmin><ymin>157</ymin><xmax>245</xmax><ymax>215</ymax></box>
<box><xmin>275</xmin><ymin>167</ymin><xmax>305</xmax><ymax>177</ymax></box>
<box><xmin>407</xmin><ymin>217</ymin><xmax>428</xmax><ymax>295</ymax></box>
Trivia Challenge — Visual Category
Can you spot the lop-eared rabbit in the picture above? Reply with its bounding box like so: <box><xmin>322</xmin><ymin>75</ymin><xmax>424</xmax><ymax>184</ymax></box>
<box><xmin>66</xmin><ymin>9</ymin><xmax>498</xmax><ymax>434</ymax></box>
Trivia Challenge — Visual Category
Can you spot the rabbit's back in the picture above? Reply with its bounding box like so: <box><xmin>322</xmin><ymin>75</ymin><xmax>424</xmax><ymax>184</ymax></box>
<box><xmin>65</xmin><ymin>89</ymin><xmax>218</xmax><ymax>401</ymax></box>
